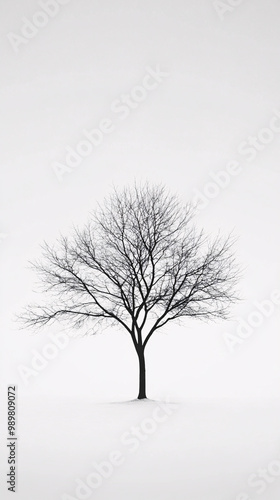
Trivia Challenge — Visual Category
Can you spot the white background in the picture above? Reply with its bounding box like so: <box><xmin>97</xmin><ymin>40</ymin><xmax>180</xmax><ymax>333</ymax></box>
<box><xmin>0</xmin><ymin>1</ymin><xmax>280</xmax><ymax>499</ymax></box>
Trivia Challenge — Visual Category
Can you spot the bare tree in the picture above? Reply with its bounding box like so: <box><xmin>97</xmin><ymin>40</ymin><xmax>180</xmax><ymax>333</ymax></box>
<box><xmin>21</xmin><ymin>184</ymin><xmax>238</xmax><ymax>399</ymax></box>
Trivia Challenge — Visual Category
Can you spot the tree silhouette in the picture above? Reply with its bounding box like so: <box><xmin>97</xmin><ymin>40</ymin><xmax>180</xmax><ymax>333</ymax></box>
<box><xmin>21</xmin><ymin>184</ymin><xmax>238</xmax><ymax>399</ymax></box>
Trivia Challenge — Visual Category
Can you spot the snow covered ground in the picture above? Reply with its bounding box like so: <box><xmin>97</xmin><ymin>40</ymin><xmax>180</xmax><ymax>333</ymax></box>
<box><xmin>2</xmin><ymin>396</ymin><xmax>280</xmax><ymax>500</ymax></box>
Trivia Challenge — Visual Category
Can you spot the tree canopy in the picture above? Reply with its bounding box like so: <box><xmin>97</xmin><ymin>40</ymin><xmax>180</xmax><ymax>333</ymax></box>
<box><xmin>21</xmin><ymin>184</ymin><xmax>238</xmax><ymax>398</ymax></box>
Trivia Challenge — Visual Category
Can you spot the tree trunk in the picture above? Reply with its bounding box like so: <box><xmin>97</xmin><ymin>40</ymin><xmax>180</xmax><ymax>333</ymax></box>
<box><xmin>137</xmin><ymin>348</ymin><xmax>147</xmax><ymax>399</ymax></box>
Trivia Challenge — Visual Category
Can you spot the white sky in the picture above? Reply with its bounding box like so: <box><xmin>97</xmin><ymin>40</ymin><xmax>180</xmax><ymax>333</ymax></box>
<box><xmin>1</xmin><ymin>0</ymin><xmax>280</xmax><ymax>400</ymax></box>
